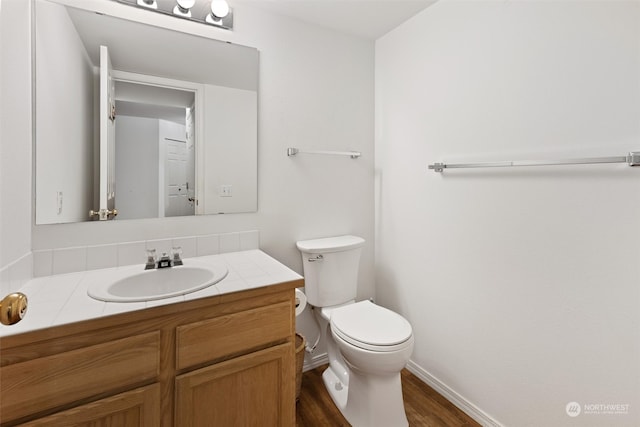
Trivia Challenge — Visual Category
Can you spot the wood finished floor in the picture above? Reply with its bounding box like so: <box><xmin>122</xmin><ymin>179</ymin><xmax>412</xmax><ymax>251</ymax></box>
<box><xmin>296</xmin><ymin>365</ymin><xmax>480</xmax><ymax>427</ymax></box>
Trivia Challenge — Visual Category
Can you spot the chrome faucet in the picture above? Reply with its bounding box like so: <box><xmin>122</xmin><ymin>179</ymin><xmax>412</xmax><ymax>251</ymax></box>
<box><xmin>145</xmin><ymin>247</ymin><xmax>183</xmax><ymax>270</ymax></box>
<box><xmin>157</xmin><ymin>252</ymin><xmax>173</xmax><ymax>269</ymax></box>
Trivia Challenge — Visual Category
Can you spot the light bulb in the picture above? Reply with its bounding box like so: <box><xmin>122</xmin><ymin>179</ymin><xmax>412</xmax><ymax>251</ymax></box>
<box><xmin>174</xmin><ymin>0</ymin><xmax>196</xmax><ymax>17</ymax></box>
<box><xmin>210</xmin><ymin>0</ymin><xmax>230</xmax><ymax>19</ymax></box>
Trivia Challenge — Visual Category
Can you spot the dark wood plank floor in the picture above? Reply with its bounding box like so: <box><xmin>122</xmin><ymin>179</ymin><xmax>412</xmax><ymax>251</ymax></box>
<box><xmin>296</xmin><ymin>365</ymin><xmax>480</xmax><ymax>427</ymax></box>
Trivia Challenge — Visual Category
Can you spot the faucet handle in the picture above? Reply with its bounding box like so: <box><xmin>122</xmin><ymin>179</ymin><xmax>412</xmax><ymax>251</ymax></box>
<box><xmin>171</xmin><ymin>246</ymin><xmax>183</xmax><ymax>266</ymax></box>
<box><xmin>145</xmin><ymin>249</ymin><xmax>157</xmax><ymax>270</ymax></box>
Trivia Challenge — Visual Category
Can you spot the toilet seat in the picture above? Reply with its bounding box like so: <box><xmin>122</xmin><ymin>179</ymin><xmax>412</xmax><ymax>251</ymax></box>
<box><xmin>330</xmin><ymin>300</ymin><xmax>412</xmax><ymax>352</ymax></box>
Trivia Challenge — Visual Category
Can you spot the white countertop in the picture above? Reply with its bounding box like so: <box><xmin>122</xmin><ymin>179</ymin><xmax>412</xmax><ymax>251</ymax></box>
<box><xmin>1</xmin><ymin>250</ymin><xmax>302</xmax><ymax>338</ymax></box>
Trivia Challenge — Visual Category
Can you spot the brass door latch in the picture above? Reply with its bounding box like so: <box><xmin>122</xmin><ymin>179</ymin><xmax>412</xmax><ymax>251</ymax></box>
<box><xmin>89</xmin><ymin>208</ymin><xmax>118</xmax><ymax>220</ymax></box>
<box><xmin>0</xmin><ymin>292</ymin><xmax>28</xmax><ymax>325</ymax></box>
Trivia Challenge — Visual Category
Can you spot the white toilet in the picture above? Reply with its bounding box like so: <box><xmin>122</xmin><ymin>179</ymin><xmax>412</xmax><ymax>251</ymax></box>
<box><xmin>297</xmin><ymin>235</ymin><xmax>414</xmax><ymax>427</ymax></box>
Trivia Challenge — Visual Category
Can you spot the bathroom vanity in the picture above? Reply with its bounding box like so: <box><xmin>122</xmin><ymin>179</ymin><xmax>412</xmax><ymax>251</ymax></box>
<box><xmin>0</xmin><ymin>251</ymin><xmax>303</xmax><ymax>426</ymax></box>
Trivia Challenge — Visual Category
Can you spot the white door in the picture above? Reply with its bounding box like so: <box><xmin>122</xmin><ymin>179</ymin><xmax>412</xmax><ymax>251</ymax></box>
<box><xmin>98</xmin><ymin>45</ymin><xmax>116</xmax><ymax>220</ymax></box>
<box><xmin>165</xmin><ymin>138</ymin><xmax>190</xmax><ymax>217</ymax></box>
<box><xmin>185</xmin><ymin>106</ymin><xmax>196</xmax><ymax>213</ymax></box>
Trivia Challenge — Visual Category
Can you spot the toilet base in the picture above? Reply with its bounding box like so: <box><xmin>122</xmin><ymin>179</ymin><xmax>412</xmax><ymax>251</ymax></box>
<box><xmin>322</xmin><ymin>366</ymin><xmax>348</xmax><ymax>411</ymax></box>
<box><xmin>322</xmin><ymin>364</ymin><xmax>409</xmax><ymax>427</ymax></box>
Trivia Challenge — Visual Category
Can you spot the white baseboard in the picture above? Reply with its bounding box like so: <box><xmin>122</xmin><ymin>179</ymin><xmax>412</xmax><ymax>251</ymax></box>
<box><xmin>406</xmin><ymin>360</ymin><xmax>503</xmax><ymax>427</ymax></box>
<box><xmin>302</xmin><ymin>352</ymin><xmax>328</xmax><ymax>372</ymax></box>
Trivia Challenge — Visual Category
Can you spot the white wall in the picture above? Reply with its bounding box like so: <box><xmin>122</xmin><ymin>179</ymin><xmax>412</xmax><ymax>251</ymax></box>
<box><xmin>35</xmin><ymin>0</ymin><xmax>94</xmax><ymax>224</ymax></box>
<box><xmin>115</xmin><ymin>116</ymin><xmax>159</xmax><ymax>220</ymax></box>
<box><xmin>375</xmin><ymin>1</ymin><xmax>640</xmax><ymax>426</ymax></box>
<box><xmin>202</xmin><ymin>84</ymin><xmax>257</xmax><ymax>215</ymax></box>
<box><xmin>0</xmin><ymin>0</ymin><xmax>33</xmax><ymax>291</ymax></box>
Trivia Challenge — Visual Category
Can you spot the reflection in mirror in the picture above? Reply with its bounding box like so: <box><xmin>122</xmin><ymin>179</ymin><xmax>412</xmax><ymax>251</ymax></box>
<box><xmin>114</xmin><ymin>80</ymin><xmax>196</xmax><ymax>220</ymax></box>
<box><xmin>34</xmin><ymin>0</ymin><xmax>258</xmax><ymax>225</ymax></box>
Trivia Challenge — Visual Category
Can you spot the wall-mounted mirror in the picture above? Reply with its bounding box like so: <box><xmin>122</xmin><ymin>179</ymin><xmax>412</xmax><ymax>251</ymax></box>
<box><xmin>34</xmin><ymin>0</ymin><xmax>258</xmax><ymax>224</ymax></box>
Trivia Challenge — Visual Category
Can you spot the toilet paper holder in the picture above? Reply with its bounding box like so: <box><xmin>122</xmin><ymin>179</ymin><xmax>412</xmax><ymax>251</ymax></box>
<box><xmin>295</xmin><ymin>288</ymin><xmax>307</xmax><ymax>316</ymax></box>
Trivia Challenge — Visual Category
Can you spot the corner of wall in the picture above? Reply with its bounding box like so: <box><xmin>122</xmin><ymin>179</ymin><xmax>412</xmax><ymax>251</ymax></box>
<box><xmin>0</xmin><ymin>253</ymin><xmax>33</xmax><ymax>297</ymax></box>
<box><xmin>406</xmin><ymin>360</ymin><xmax>504</xmax><ymax>427</ymax></box>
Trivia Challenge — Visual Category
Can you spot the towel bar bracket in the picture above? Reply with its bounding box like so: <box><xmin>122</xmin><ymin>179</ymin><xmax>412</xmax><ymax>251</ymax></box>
<box><xmin>432</xmin><ymin>163</ymin><xmax>445</xmax><ymax>173</ymax></box>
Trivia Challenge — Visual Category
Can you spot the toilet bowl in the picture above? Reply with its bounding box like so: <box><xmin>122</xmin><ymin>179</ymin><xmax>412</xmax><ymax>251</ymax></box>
<box><xmin>331</xmin><ymin>300</ymin><xmax>414</xmax><ymax>374</ymax></box>
<box><xmin>297</xmin><ymin>235</ymin><xmax>414</xmax><ymax>427</ymax></box>
<box><xmin>318</xmin><ymin>300</ymin><xmax>414</xmax><ymax>427</ymax></box>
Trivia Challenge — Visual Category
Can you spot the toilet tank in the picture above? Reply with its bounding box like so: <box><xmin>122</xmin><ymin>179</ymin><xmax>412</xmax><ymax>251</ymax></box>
<box><xmin>296</xmin><ymin>235</ymin><xmax>365</xmax><ymax>307</ymax></box>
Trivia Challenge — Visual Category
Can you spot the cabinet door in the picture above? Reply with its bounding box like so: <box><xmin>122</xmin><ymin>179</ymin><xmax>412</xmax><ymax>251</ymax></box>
<box><xmin>20</xmin><ymin>384</ymin><xmax>160</xmax><ymax>426</ymax></box>
<box><xmin>175</xmin><ymin>343</ymin><xmax>295</xmax><ymax>427</ymax></box>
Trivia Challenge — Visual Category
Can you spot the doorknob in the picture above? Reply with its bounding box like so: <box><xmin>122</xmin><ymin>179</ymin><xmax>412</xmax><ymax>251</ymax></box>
<box><xmin>0</xmin><ymin>292</ymin><xmax>28</xmax><ymax>325</ymax></box>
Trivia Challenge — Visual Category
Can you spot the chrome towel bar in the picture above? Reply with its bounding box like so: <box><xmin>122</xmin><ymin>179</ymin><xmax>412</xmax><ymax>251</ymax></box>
<box><xmin>287</xmin><ymin>148</ymin><xmax>361</xmax><ymax>159</ymax></box>
<box><xmin>428</xmin><ymin>151</ymin><xmax>640</xmax><ymax>173</ymax></box>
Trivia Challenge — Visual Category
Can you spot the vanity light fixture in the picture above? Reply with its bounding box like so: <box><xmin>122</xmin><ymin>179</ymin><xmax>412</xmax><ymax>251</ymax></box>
<box><xmin>136</xmin><ymin>0</ymin><xmax>158</xmax><ymax>9</ymax></box>
<box><xmin>173</xmin><ymin>0</ymin><xmax>196</xmax><ymax>18</ymax></box>
<box><xmin>116</xmin><ymin>0</ymin><xmax>234</xmax><ymax>31</ymax></box>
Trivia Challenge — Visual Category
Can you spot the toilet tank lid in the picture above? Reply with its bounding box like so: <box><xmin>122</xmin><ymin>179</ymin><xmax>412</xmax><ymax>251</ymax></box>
<box><xmin>296</xmin><ymin>235</ymin><xmax>365</xmax><ymax>253</ymax></box>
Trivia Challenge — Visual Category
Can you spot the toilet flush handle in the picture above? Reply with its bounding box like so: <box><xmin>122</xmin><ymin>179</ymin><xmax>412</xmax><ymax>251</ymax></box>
<box><xmin>308</xmin><ymin>255</ymin><xmax>324</xmax><ymax>262</ymax></box>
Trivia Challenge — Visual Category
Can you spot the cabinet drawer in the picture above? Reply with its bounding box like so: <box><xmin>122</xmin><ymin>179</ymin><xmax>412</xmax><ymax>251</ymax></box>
<box><xmin>176</xmin><ymin>301</ymin><xmax>293</xmax><ymax>370</ymax></box>
<box><xmin>1</xmin><ymin>332</ymin><xmax>160</xmax><ymax>424</ymax></box>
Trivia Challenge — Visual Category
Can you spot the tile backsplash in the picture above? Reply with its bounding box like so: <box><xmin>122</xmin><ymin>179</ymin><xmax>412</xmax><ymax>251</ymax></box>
<box><xmin>0</xmin><ymin>253</ymin><xmax>33</xmax><ymax>297</ymax></box>
<box><xmin>31</xmin><ymin>230</ymin><xmax>260</xmax><ymax>278</ymax></box>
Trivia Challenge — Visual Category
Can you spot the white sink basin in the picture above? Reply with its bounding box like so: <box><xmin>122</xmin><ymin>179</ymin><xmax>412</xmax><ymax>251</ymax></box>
<box><xmin>88</xmin><ymin>260</ymin><xmax>228</xmax><ymax>302</ymax></box>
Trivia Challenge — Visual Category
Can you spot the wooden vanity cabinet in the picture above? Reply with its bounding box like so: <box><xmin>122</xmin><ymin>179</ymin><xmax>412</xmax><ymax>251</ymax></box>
<box><xmin>0</xmin><ymin>280</ymin><xmax>301</xmax><ymax>426</ymax></box>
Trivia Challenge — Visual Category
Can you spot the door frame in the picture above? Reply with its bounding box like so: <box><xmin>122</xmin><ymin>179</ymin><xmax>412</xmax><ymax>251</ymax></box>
<box><xmin>111</xmin><ymin>70</ymin><xmax>205</xmax><ymax>215</ymax></box>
